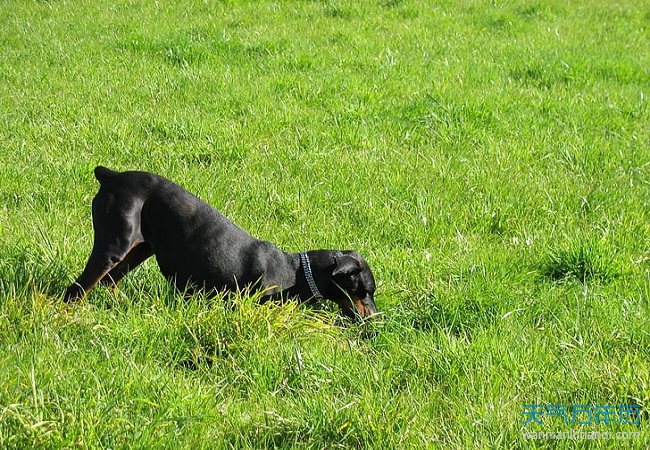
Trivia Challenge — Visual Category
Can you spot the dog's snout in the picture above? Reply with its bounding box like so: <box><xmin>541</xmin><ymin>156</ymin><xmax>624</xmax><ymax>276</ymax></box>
<box><xmin>354</xmin><ymin>295</ymin><xmax>379</xmax><ymax>319</ymax></box>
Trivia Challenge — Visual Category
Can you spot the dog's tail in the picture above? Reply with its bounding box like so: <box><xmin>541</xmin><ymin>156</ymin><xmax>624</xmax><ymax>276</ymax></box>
<box><xmin>94</xmin><ymin>166</ymin><xmax>118</xmax><ymax>184</ymax></box>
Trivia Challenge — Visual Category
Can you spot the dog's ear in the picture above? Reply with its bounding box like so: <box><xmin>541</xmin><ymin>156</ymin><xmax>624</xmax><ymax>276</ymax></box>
<box><xmin>332</xmin><ymin>253</ymin><xmax>362</xmax><ymax>278</ymax></box>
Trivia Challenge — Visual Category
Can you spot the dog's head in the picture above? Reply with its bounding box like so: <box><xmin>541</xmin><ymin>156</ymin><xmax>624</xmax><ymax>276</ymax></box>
<box><xmin>317</xmin><ymin>250</ymin><xmax>378</xmax><ymax>320</ymax></box>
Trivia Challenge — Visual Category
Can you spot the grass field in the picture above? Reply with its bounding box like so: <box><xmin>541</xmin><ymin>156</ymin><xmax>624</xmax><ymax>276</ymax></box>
<box><xmin>0</xmin><ymin>0</ymin><xmax>649</xmax><ymax>447</ymax></box>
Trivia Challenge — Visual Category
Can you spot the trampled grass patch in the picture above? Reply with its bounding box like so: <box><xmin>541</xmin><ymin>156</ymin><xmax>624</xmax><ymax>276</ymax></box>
<box><xmin>0</xmin><ymin>0</ymin><xmax>649</xmax><ymax>447</ymax></box>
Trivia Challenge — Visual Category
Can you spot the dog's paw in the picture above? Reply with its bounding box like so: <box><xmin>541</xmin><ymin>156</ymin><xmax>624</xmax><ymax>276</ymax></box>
<box><xmin>63</xmin><ymin>283</ymin><xmax>85</xmax><ymax>302</ymax></box>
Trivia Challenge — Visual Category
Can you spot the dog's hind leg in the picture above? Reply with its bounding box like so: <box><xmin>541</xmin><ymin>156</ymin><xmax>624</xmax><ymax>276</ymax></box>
<box><xmin>99</xmin><ymin>242</ymin><xmax>154</xmax><ymax>287</ymax></box>
<box><xmin>64</xmin><ymin>190</ymin><xmax>144</xmax><ymax>301</ymax></box>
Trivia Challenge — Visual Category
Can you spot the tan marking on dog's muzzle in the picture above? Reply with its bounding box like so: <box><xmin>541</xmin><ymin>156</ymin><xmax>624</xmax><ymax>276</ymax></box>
<box><xmin>354</xmin><ymin>297</ymin><xmax>378</xmax><ymax>319</ymax></box>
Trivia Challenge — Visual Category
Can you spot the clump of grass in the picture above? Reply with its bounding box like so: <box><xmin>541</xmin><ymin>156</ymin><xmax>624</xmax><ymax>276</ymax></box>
<box><xmin>0</xmin><ymin>243</ymin><xmax>69</xmax><ymax>298</ymax></box>
<box><xmin>394</xmin><ymin>290</ymin><xmax>501</xmax><ymax>337</ymax></box>
<box><xmin>541</xmin><ymin>238</ymin><xmax>620</xmax><ymax>283</ymax></box>
<box><xmin>179</xmin><ymin>291</ymin><xmax>340</xmax><ymax>371</ymax></box>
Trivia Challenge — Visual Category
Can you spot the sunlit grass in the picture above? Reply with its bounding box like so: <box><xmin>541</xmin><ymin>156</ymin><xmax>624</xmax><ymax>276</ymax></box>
<box><xmin>0</xmin><ymin>0</ymin><xmax>648</xmax><ymax>447</ymax></box>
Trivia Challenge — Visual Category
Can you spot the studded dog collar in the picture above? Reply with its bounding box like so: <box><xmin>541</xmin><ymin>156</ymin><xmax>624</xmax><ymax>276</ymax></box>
<box><xmin>299</xmin><ymin>252</ymin><xmax>323</xmax><ymax>300</ymax></box>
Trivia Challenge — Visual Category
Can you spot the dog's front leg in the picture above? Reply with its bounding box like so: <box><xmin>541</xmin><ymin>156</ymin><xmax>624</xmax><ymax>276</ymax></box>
<box><xmin>64</xmin><ymin>190</ymin><xmax>144</xmax><ymax>301</ymax></box>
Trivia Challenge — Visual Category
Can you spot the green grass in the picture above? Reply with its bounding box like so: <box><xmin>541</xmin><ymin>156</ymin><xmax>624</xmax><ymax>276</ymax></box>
<box><xmin>0</xmin><ymin>0</ymin><xmax>649</xmax><ymax>447</ymax></box>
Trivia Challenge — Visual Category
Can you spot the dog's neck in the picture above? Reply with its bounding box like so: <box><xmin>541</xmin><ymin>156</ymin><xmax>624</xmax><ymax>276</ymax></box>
<box><xmin>298</xmin><ymin>252</ymin><xmax>324</xmax><ymax>300</ymax></box>
<box><xmin>268</xmin><ymin>251</ymin><xmax>328</xmax><ymax>303</ymax></box>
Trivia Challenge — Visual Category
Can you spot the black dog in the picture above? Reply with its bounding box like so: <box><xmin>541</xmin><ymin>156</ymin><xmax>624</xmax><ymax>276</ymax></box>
<box><xmin>64</xmin><ymin>167</ymin><xmax>378</xmax><ymax>319</ymax></box>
